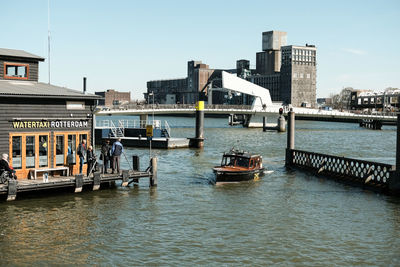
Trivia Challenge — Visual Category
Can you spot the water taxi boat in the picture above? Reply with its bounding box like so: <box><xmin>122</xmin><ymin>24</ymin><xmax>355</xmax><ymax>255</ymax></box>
<box><xmin>213</xmin><ymin>148</ymin><xmax>265</xmax><ymax>184</ymax></box>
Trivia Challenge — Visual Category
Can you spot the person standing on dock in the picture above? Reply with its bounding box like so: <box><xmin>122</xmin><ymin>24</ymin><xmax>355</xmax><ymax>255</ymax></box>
<box><xmin>78</xmin><ymin>139</ymin><xmax>87</xmax><ymax>174</ymax></box>
<box><xmin>0</xmin><ymin>154</ymin><xmax>17</xmax><ymax>181</ymax></box>
<box><xmin>111</xmin><ymin>138</ymin><xmax>123</xmax><ymax>174</ymax></box>
<box><xmin>86</xmin><ymin>146</ymin><xmax>96</xmax><ymax>177</ymax></box>
<box><xmin>101</xmin><ymin>139</ymin><xmax>111</xmax><ymax>174</ymax></box>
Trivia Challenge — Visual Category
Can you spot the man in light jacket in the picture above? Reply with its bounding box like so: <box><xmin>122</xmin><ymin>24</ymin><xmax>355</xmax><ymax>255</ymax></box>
<box><xmin>111</xmin><ymin>138</ymin><xmax>123</xmax><ymax>174</ymax></box>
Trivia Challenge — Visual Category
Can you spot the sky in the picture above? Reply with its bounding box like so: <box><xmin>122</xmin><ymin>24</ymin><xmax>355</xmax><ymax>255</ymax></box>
<box><xmin>2</xmin><ymin>0</ymin><xmax>400</xmax><ymax>99</ymax></box>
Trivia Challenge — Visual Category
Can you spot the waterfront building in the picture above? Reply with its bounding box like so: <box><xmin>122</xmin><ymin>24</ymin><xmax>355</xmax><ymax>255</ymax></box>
<box><xmin>350</xmin><ymin>89</ymin><xmax>400</xmax><ymax>112</ymax></box>
<box><xmin>280</xmin><ymin>44</ymin><xmax>317</xmax><ymax>107</ymax></box>
<box><xmin>95</xmin><ymin>89</ymin><xmax>131</xmax><ymax>107</ymax></box>
<box><xmin>0</xmin><ymin>48</ymin><xmax>100</xmax><ymax>179</ymax></box>
<box><xmin>146</xmin><ymin>30</ymin><xmax>317</xmax><ymax>107</ymax></box>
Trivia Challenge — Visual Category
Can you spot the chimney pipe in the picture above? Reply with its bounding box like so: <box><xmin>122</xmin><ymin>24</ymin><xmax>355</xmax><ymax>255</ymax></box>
<box><xmin>83</xmin><ymin>77</ymin><xmax>87</xmax><ymax>94</ymax></box>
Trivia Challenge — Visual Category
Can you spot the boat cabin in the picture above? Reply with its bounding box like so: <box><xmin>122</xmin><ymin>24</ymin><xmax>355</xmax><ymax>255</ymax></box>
<box><xmin>0</xmin><ymin>48</ymin><xmax>100</xmax><ymax>179</ymax></box>
<box><xmin>220</xmin><ymin>151</ymin><xmax>262</xmax><ymax>170</ymax></box>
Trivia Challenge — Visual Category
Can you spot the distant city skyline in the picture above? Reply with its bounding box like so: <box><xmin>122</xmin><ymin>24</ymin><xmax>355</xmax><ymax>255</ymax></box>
<box><xmin>2</xmin><ymin>0</ymin><xmax>399</xmax><ymax>99</ymax></box>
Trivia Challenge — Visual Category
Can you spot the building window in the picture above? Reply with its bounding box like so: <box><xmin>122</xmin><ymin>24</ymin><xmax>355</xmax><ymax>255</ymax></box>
<box><xmin>306</xmin><ymin>73</ymin><xmax>311</xmax><ymax>79</ymax></box>
<box><xmin>12</xmin><ymin>136</ymin><xmax>22</xmax><ymax>169</ymax></box>
<box><xmin>4</xmin><ymin>62</ymin><xmax>29</xmax><ymax>80</ymax></box>
<box><xmin>293</xmin><ymin>73</ymin><xmax>298</xmax><ymax>78</ymax></box>
<box><xmin>66</xmin><ymin>101</ymin><xmax>85</xmax><ymax>110</ymax></box>
<box><xmin>300</xmin><ymin>73</ymin><xmax>304</xmax><ymax>78</ymax></box>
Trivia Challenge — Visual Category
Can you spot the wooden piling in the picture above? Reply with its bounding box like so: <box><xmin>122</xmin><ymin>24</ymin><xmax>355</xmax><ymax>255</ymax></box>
<box><xmin>285</xmin><ymin>111</ymin><xmax>295</xmax><ymax>166</ymax></box>
<box><xmin>150</xmin><ymin>157</ymin><xmax>158</xmax><ymax>187</ymax></box>
<box><xmin>262</xmin><ymin>117</ymin><xmax>266</xmax><ymax>132</ymax></box>
<box><xmin>189</xmin><ymin>101</ymin><xmax>204</xmax><ymax>148</ymax></box>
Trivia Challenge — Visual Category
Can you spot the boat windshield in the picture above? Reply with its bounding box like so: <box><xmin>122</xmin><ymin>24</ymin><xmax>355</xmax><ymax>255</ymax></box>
<box><xmin>235</xmin><ymin>157</ymin><xmax>249</xmax><ymax>168</ymax></box>
<box><xmin>222</xmin><ymin>156</ymin><xmax>236</xmax><ymax>166</ymax></box>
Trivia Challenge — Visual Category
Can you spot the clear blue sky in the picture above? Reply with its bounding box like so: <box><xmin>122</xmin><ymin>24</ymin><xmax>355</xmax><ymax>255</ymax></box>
<box><xmin>3</xmin><ymin>0</ymin><xmax>400</xmax><ymax>99</ymax></box>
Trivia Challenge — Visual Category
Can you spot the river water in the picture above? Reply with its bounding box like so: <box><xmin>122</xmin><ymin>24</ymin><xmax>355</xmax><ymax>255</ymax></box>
<box><xmin>1</xmin><ymin>116</ymin><xmax>399</xmax><ymax>266</ymax></box>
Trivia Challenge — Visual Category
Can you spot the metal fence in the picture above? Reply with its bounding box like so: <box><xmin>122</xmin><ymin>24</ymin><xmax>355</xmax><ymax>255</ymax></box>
<box><xmin>288</xmin><ymin>149</ymin><xmax>393</xmax><ymax>187</ymax></box>
<box><xmin>121</xmin><ymin>104</ymin><xmax>253</xmax><ymax>110</ymax></box>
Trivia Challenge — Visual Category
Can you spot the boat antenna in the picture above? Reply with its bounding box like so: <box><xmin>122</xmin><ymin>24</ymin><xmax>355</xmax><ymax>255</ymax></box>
<box><xmin>47</xmin><ymin>0</ymin><xmax>51</xmax><ymax>84</ymax></box>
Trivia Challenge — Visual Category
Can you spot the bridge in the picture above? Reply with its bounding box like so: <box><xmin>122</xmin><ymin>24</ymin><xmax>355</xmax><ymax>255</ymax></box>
<box><xmin>95</xmin><ymin>104</ymin><xmax>397</xmax><ymax>124</ymax></box>
<box><xmin>95</xmin><ymin>71</ymin><xmax>397</xmax><ymax>127</ymax></box>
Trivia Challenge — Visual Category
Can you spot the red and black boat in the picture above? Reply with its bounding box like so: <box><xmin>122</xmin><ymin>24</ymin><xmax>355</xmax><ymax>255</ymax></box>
<box><xmin>213</xmin><ymin>148</ymin><xmax>265</xmax><ymax>184</ymax></box>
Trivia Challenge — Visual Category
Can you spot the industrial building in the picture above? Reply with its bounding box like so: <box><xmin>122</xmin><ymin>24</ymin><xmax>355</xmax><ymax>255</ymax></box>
<box><xmin>95</xmin><ymin>89</ymin><xmax>131</xmax><ymax>107</ymax></box>
<box><xmin>145</xmin><ymin>30</ymin><xmax>317</xmax><ymax>107</ymax></box>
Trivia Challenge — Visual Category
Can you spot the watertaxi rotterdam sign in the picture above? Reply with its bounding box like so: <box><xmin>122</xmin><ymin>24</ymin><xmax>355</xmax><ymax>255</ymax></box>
<box><xmin>12</xmin><ymin>120</ymin><xmax>89</xmax><ymax>129</ymax></box>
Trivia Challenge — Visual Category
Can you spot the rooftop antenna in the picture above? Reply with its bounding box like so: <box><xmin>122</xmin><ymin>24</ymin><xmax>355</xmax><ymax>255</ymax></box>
<box><xmin>48</xmin><ymin>0</ymin><xmax>51</xmax><ymax>84</ymax></box>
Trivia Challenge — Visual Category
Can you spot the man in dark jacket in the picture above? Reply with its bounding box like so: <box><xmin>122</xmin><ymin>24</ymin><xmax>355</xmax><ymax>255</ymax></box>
<box><xmin>86</xmin><ymin>146</ymin><xmax>96</xmax><ymax>177</ymax></box>
<box><xmin>77</xmin><ymin>139</ymin><xmax>87</xmax><ymax>174</ymax></box>
<box><xmin>101</xmin><ymin>139</ymin><xmax>111</xmax><ymax>174</ymax></box>
<box><xmin>111</xmin><ymin>138</ymin><xmax>123</xmax><ymax>174</ymax></box>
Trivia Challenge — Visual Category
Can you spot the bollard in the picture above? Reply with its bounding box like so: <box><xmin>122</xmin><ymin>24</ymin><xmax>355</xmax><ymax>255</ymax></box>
<box><xmin>189</xmin><ymin>101</ymin><xmax>204</xmax><ymax>148</ymax></box>
<box><xmin>132</xmin><ymin>155</ymin><xmax>140</xmax><ymax>171</ymax></box>
<box><xmin>278</xmin><ymin>115</ymin><xmax>286</xmax><ymax>132</ymax></box>
<box><xmin>285</xmin><ymin>111</ymin><xmax>295</xmax><ymax>166</ymax></box>
<box><xmin>150</xmin><ymin>157</ymin><xmax>158</xmax><ymax>187</ymax></box>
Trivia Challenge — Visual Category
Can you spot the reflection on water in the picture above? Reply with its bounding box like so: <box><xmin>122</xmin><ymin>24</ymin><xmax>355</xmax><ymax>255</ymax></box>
<box><xmin>0</xmin><ymin>117</ymin><xmax>399</xmax><ymax>265</ymax></box>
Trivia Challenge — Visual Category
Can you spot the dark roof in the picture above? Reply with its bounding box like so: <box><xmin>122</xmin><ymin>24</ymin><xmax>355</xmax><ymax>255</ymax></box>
<box><xmin>223</xmin><ymin>149</ymin><xmax>260</xmax><ymax>159</ymax></box>
<box><xmin>0</xmin><ymin>80</ymin><xmax>101</xmax><ymax>100</ymax></box>
<box><xmin>0</xmin><ymin>48</ymin><xmax>45</xmax><ymax>61</ymax></box>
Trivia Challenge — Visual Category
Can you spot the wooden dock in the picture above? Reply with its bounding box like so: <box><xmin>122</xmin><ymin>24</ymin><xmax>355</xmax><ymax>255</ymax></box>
<box><xmin>0</xmin><ymin>158</ymin><xmax>158</xmax><ymax>201</ymax></box>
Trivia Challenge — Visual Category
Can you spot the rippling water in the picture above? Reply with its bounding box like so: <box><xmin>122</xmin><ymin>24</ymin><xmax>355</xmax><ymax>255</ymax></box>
<box><xmin>1</xmin><ymin>116</ymin><xmax>399</xmax><ymax>266</ymax></box>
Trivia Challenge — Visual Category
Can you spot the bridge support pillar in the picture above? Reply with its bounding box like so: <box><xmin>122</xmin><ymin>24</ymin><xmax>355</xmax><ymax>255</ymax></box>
<box><xmin>285</xmin><ymin>111</ymin><xmax>295</xmax><ymax>166</ymax></box>
<box><xmin>189</xmin><ymin>101</ymin><xmax>204</xmax><ymax>148</ymax></box>
<box><xmin>140</xmin><ymin>114</ymin><xmax>148</xmax><ymax>128</ymax></box>
<box><xmin>389</xmin><ymin>114</ymin><xmax>400</xmax><ymax>194</ymax></box>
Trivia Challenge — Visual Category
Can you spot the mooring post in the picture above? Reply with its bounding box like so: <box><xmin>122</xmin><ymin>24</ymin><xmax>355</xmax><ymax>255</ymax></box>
<box><xmin>285</xmin><ymin>110</ymin><xmax>295</xmax><ymax>166</ymax></box>
<box><xmin>75</xmin><ymin>174</ymin><xmax>83</xmax><ymax>193</ymax></box>
<box><xmin>7</xmin><ymin>179</ymin><xmax>17</xmax><ymax>201</ymax></box>
<box><xmin>189</xmin><ymin>100</ymin><xmax>204</xmax><ymax>148</ymax></box>
<box><xmin>262</xmin><ymin>116</ymin><xmax>266</xmax><ymax>132</ymax></box>
<box><xmin>389</xmin><ymin>113</ymin><xmax>400</xmax><ymax>193</ymax></box>
<box><xmin>150</xmin><ymin>157</ymin><xmax>158</xmax><ymax>187</ymax></box>
<box><xmin>278</xmin><ymin>115</ymin><xmax>286</xmax><ymax>132</ymax></box>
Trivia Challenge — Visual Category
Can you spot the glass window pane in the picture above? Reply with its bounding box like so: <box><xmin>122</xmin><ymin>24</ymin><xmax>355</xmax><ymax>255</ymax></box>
<box><xmin>6</xmin><ymin>66</ymin><xmax>16</xmax><ymax>76</ymax></box>
<box><xmin>39</xmin><ymin>135</ymin><xmax>48</xmax><ymax>167</ymax></box>
<box><xmin>17</xmin><ymin>66</ymin><xmax>27</xmax><ymax>77</ymax></box>
<box><xmin>26</xmin><ymin>136</ymin><xmax>35</xmax><ymax>168</ymax></box>
<box><xmin>12</xmin><ymin>136</ymin><xmax>22</xmax><ymax>169</ymax></box>
<box><xmin>56</xmin><ymin>135</ymin><xmax>64</xmax><ymax>166</ymax></box>
<box><xmin>68</xmin><ymin>135</ymin><xmax>76</xmax><ymax>164</ymax></box>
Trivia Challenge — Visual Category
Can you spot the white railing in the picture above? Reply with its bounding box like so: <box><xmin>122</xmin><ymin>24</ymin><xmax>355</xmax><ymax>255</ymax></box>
<box><xmin>97</xmin><ymin>119</ymin><xmax>171</xmax><ymax>137</ymax></box>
